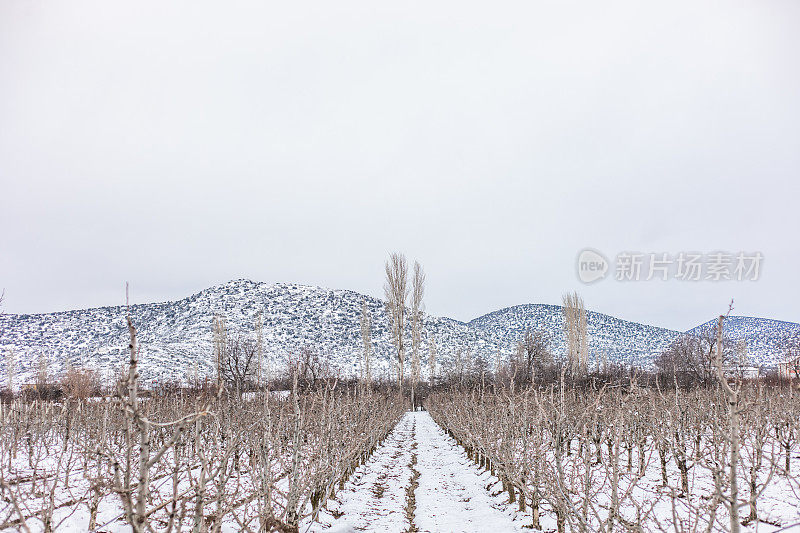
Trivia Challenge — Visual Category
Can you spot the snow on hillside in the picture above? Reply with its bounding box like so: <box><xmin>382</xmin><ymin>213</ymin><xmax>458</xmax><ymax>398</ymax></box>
<box><xmin>469</xmin><ymin>304</ymin><xmax>683</xmax><ymax>368</ymax></box>
<box><xmin>686</xmin><ymin>316</ymin><xmax>800</xmax><ymax>367</ymax></box>
<box><xmin>0</xmin><ymin>280</ymin><xmax>797</xmax><ymax>384</ymax></box>
<box><xmin>0</xmin><ymin>280</ymin><xmax>487</xmax><ymax>385</ymax></box>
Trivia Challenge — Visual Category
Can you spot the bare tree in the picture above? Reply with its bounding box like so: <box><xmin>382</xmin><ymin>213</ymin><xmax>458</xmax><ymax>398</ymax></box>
<box><xmin>735</xmin><ymin>338</ymin><xmax>748</xmax><ymax>366</ymax></box>
<box><xmin>562</xmin><ymin>292</ymin><xmax>588</xmax><ymax>375</ymax></box>
<box><xmin>0</xmin><ymin>291</ymin><xmax>9</xmax><ymax>393</ymax></box>
<box><xmin>221</xmin><ymin>337</ymin><xmax>258</xmax><ymax>397</ymax></box>
<box><xmin>656</xmin><ymin>331</ymin><xmax>734</xmax><ymax>386</ymax></box>
<box><xmin>360</xmin><ymin>298</ymin><xmax>372</xmax><ymax>388</ymax></box>
<box><xmin>287</xmin><ymin>346</ymin><xmax>331</xmax><ymax>391</ymax></box>
<box><xmin>715</xmin><ymin>308</ymin><xmax>741</xmax><ymax>533</ymax></box>
<box><xmin>185</xmin><ymin>357</ymin><xmax>200</xmax><ymax>388</ymax></box>
<box><xmin>428</xmin><ymin>333</ymin><xmax>437</xmax><ymax>389</ymax></box>
<box><xmin>35</xmin><ymin>351</ymin><xmax>49</xmax><ymax>391</ymax></box>
<box><xmin>783</xmin><ymin>338</ymin><xmax>800</xmax><ymax>378</ymax></box>
<box><xmin>454</xmin><ymin>347</ymin><xmax>464</xmax><ymax>387</ymax></box>
<box><xmin>61</xmin><ymin>366</ymin><xmax>100</xmax><ymax>399</ymax></box>
<box><xmin>410</xmin><ymin>261</ymin><xmax>425</xmax><ymax>408</ymax></box>
<box><xmin>113</xmin><ymin>283</ymin><xmax>207</xmax><ymax>533</ymax></box>
<box><xmin>212</xmin><ymin>314</ymin><xmax>227</xmax><ymax>394</ymax></box>
<box><xmin>256</xmin><ymin>310</ymin><xmax>264</xmax><ymax>387</ymax></box>
<box><xmin>384</xmin><ymin>252</ymin><xmax>409</xmax><ymax>391</ymax></box>
<box><xmin>516</xmin><ymin>329</ymin><xmax>552</xmax><ymax>383</ymax></box>
<box><xmin>5</xmin><ymin>348</ymin><xmax>14</xmax><ymax>393</ymax></box>
<box><xmin>462</xmin><ymin>347</ymin><xmax>473</xmax><ymax>386</ymax></box>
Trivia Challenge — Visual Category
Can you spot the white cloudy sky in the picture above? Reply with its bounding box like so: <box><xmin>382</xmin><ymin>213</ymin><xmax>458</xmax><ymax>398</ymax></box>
<box><xmin>1</xmin><ymin>0</ymin><xmax>798</xmax><ymax>330</ymax></box>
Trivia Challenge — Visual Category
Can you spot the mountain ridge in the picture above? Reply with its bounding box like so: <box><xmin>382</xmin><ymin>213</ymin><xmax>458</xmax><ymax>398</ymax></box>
<box><xmin>0</xmin><ymin>279</ymin><xmax>796</xmax><ymax>385</ymax></box>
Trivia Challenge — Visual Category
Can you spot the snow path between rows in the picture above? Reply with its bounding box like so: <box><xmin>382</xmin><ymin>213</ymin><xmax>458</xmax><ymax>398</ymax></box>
<box><xmin>314</xmin><ymin>411</ymin><xmax>526</xmax><ymax>533</ymax></box>
<box><xmin>315</xmin><ymin>411</ymin><xmax>415</xmax><ymax>532</ymax></box>
<box><xmin>412</xmin><ymin>411</ymin><xmax>525</xmax><ymax>532</ymax></box>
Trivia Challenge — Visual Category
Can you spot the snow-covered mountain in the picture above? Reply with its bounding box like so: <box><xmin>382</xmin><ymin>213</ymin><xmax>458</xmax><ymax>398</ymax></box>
<box><xmin>0</xmin><ymin>279</ymin><xmax>796</xmax><ymax>385</ymax></box>
<box><xmin>469</xmin><ymin>305</ymin><xmax>683</xmax><ymax>368</ymax></box>
<box><xmin>686</xmin><ymin>316</ymin><xmax>800</xmax><ymax>366</ymax></box>
<box><xmin>0</xmin><ymin>280</ymin><xmax>488</xmax><ymax>385</ymax></box>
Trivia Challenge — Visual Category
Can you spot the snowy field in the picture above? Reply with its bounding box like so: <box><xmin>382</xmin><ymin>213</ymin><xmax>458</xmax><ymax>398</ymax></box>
<box><xmin>428</xmin><ymin>388</ymin><xmax>800</xmax><ymax>532</ymax></box>
<box><xmin>315</xmin><ymin>411</ymin><xmax>527</xmax><ymax>533</ymax></box>
<box><xmin>0</xmin><ymin>392</ymin><xmax>404</xmax><ymax>532</ymax></box>
<box><xmin>2</xmin><ymin>388</ymin><xmax>800</xmax><ymax>532</ymax></box>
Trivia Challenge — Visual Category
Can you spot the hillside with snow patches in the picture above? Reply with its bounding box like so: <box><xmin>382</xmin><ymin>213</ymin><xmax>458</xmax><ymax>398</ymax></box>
<box><xmin>0</xmin><ymin>279</ymin><xmax>796</xmax><ymax>385</ymax></box>
<box><xmin>468</xmin><ymin>305</ymin><xmax>684</xmax><ymax>368</ymax></box>
<box><xmin>686</xmin><ymin>316</ymin><xmax>800</xmax><ymax>366</ymax></box>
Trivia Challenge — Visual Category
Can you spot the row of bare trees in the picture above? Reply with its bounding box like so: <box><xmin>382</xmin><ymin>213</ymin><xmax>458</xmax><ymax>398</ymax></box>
<box><xmin>0</xmin><ymin>309</ymin><xmax>404</xmax><ymax>532</ymax></box>
<box><xmin>0</xmin><ymin>387</ymin><xmax>403</xmax><ymax>532</ymax></box>
<box><xmin>427</xmin><ymin>378</ymin><xmax>800</xmax><ymax>532</ymax></box>
<box><xmin>425</xmin><ymin>310</ymin><xmax>797</xmax><ymax>532</ymax></box>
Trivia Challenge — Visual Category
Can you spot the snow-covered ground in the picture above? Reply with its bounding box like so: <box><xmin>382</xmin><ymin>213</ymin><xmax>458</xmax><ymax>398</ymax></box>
<box><xmin>314</xmin><ymin>411</ymin><xmax>527</xmax><ymax>533</ymax></box>
<box><xmin>4</xmin><ymin>407</ymin><xmax>800</xmax><ymax>532</ymax></box>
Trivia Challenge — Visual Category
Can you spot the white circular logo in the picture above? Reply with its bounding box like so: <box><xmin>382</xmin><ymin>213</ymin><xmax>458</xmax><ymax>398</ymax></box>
<box><xmin>577</xmin><ymin>248</ymin><xmax>609</xmax><ymax>283</ymax></box>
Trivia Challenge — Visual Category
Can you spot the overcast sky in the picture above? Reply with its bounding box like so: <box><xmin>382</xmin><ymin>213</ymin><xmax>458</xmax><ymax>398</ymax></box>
<box><xmin>1</xmin><ymin>0</ymin><xmax>799</xmax><ymax>331</ymax></box>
